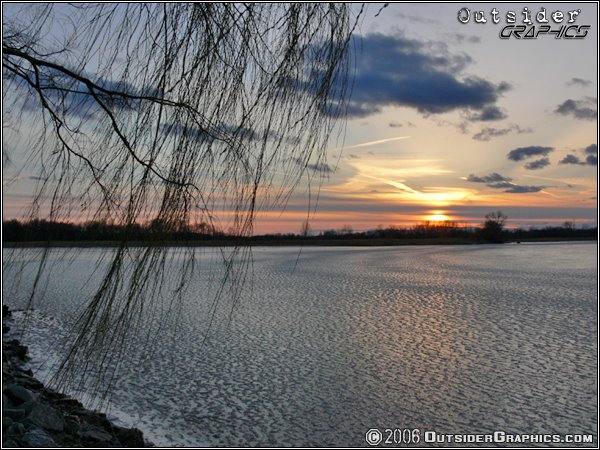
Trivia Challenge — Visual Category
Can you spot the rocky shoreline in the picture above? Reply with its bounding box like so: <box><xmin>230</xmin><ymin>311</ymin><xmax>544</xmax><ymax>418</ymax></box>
<box><xmin>2</xmin><ymin>305</ymin><xmax>151</xmax><ymax>447</ymax></box>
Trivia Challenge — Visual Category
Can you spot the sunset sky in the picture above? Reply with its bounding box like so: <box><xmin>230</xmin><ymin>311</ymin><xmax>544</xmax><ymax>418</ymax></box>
<box><xmin>255</xmin><ymin>2</ymin><xmax>598</xmax><ymax>233</ymax></box>
<box><xmin>2</xmin><ymin>3</ymin><xmax>598</xmax><ymax>235</ymax></box>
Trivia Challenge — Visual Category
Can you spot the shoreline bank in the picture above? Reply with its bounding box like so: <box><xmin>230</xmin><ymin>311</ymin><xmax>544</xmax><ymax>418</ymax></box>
<box><xmin>2</xmin><ymin>306</ymin><xmax>151</xmax><ymax>448</ymax></box>
<box><xmin>2</xmin><ymin>236</ymin><xmax>597</xmax><ymax>248</ymax></box>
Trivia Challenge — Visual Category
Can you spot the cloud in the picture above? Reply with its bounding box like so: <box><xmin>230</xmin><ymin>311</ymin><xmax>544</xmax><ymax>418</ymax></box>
<box><xmin>395</xmin><ymin>12</ymin><xmax>439</xmax><ymax>25</ymax></box>
<box><xmin>10</xmin><ymin>64</ymin><xmax>162</xmax><ymax>121</ymax></box>
<box><xmin>160</xmin><ymin>121</ymin><xmax>302</xmax><ymax>146</ymax></box>
<box><xmin>465</xmin><ymin>173</ymin><xmax>512</xmax><ymax>183</ymax></box>
<box><xmin>465</xmin><ymin>105</ymin><xmax>507</xmax><ymax>122</ymax></box>
<box><xmin>559</xmin><ymin>144</ymin><xmax>598</xmax><ymax>166</ymax></box>
<box><xmin>524</xmin><ymin>158</ymin><xmax>550</xmax><ymax>170</ymax></box>
<box><xmin>343</xmin><ymin>103</ymin><xmax>380</xmax><ymax>118</ymax></box>
<box><xmin>504</xmin><ymin>185</ymin><xmax>544</xmax><ymax>194</ymax></box>
<box><xmin>465</xmin><ymin>172</ymin><xmax>545</xmax><ymax>194</ymax></box>
<box><xmin>566</xmin><ymin>78</ymin><xmax>592</xmax><ymax>87</ymax></box>
<box><xmin>389</xmin><ymin>120</ymin><xmax>417</xmax><ymax>128</ymax></box>
<box><xmin>338</xmin><ymin>33</ymin><xmax>510</xmax><ymax>118</ymax></box>
<box><xmin>472</xmin><ymin>124</ymin><xmax>532</xmax><ymax>141</ymax></box>
<box><xmin>559</xmin><ymin>144</ymin><xmax>597</xmax><ymax>166</ymax></box>
<box><xmin>583</xmin><ymin>143</ymin><xmax>598</xmax><ymax>165</ymax></box>
<box><xmin>507</xmin><ymin>146</ymin><xmax>554</xmax><ymax>161</ymax></box>
<box><xmin>554</xmin><ymin>98</ymin><xmax>597</xmax><ymax>121</ymax></box>
<box><xmin>446</xmin><ymin>33</ymin><xmax>481</xmax><ymax>44</ymax></box>
<box><xmin>160</xmin><ymin>122</ymin><xmax>214</xmax><ymax>141</ymax></box>
<box><xmin>307</xmin><ymin>162</ymin><xmax>334</xmax><ymax>173</ymax></box>
<box><xmin>292</xmin><ymin>157</ymin><xmax>334</xmax><ymax>174</ymax></box>
<box><xmin>488</xmin><ymin>181</ymin><xmax>517</xmax><ymax>189</ymax></box>
<box><xmin>559</xmin><ymin>154</ymin><xmax>585</xmax><ymax>165</ymax></box>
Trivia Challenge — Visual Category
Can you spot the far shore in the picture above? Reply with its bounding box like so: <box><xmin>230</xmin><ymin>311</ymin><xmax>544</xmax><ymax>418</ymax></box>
<box><xmin>2</xmin><ymin>236</ymin><xmax>597</xmax><ymax>248</ymax></box>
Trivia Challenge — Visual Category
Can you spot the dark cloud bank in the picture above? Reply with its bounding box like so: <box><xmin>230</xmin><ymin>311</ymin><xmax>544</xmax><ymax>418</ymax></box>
<box><xmin>507</xmin><ymin>146</ymin><xmax>554</xmax><ymax>162</ymax></box>
<box><xmin>472</xmin><ymin>124</ymin><xmax>532</xmax><ymax>142</ymax></box>
<box><xmin>555</xmin><ymin>98</ymin><xmax>597</xmax><ymax>121</ymax></box>
<box><xmin>560</xmin><ymin>143</ymin><xmax>598</xmax><ymax>166</ymax></box>
<box><xmin>342</xmin><ymin>33</ymin><xmax>510</xmax><ymax>119</ymax></box>
<box><xmin>566</xmin><ymin>77</ymin><xmax>592</xmax><ymax>87</ymax></box>
<box><xmin>524</xmin><ymin>158</ymin><xmax>550</xmax><ymax>170</ymax></box>
<box><xmin>465</xmin><ymin>172</ymin><xmax>544</xmax><ymax>194</ymax></box>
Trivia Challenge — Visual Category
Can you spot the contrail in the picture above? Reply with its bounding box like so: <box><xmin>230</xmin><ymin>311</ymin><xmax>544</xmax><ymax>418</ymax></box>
<box><xmin>341</xmin><ymin>136</ymin><xmax>411</xmax><ymax>150</ymax></box>
<box><xmin>363</xmin><ymin>174</ymin><xmax>418</xmax><ymax>194</ymax></box>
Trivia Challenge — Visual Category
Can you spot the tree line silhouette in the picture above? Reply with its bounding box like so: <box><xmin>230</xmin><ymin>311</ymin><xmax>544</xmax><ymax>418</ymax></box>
<box><xmin>3</xmin><ymin>216</ymin><xmax>596</xmax><ymax>245</ymax></box>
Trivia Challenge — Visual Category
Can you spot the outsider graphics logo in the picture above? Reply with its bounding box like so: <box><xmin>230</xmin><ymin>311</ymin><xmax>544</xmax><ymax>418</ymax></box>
<box><xmin>457</xmin><ymin>6</ymin><xmax>591</xmax><ymax>39</ymax></box>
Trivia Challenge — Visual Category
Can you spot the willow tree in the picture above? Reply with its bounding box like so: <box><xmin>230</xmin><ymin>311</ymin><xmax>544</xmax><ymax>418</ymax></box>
<box><xmin>2</xmin><ymin>3</ymin><xmax>365</xmax><ymax>395</ymax></box>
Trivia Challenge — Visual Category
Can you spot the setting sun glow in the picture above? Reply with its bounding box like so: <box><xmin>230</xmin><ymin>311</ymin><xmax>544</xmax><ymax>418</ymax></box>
<box><xmin>427</xmin><ymin>213</ymin><xmax>450</xmax><ymax>222</ymax></box>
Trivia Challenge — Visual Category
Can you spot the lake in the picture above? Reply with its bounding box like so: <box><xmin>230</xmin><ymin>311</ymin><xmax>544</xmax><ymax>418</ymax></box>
<box><xmin>3</xmin><ymin>243</ymin><xmax>597</xmax><ymax>446</ymax></box>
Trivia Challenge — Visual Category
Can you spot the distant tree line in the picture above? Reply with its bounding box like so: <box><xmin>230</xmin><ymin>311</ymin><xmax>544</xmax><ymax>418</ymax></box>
<box><xmin>312</xmin><ymin>218</ymin><xmax>596</xmax><ymax>243</ymax></box>
<box><xmin>3</xmin><ymin>216</ymin><xmax>596</xmax><ymax>244</ymax></box>
<box><xmin>2</xmin><ymin>219</ymin><xmax>221</xmax><ymax>243</ymax></box>
<box><xmin>508</xmin><ymin>223</ymin><xmax>597</xmax><ymax>241</ymax></box>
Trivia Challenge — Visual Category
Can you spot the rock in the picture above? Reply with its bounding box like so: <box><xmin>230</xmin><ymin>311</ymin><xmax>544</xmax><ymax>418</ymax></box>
<box><xmin>45</xmin><ymin>390</ymin><xmax>67</xmax><ymax>400</ymax></box>
<box><xmin>14</xmin><ymin>375</ymin><xmax>44</xmax><ymax>390</ymax></box>
<box><xmin>80</xmin><ymin>425</ymin><xmax>114</xmax><ymax>444</ymax></box>
<box><xmin>22</xmin><ymin>428</ymin><xmax>57</xmax><ymax>447</ymax></box>
<box><xmin>2</xmin><ymin>417</ymin><xmax>13</xmax><ymax>432</ymax></box>
<box><xmin>114</xmin><ymin>426</ymin><xmax>146</xmax><ymax>447</ymax></box>
<box><xmin>3</xmin><ymin>393</ymin><xmax>10</xmax><ymax>408</ymax></box>
<box><xmin>54</xmin><ymin>397</ymin><xmax>83</xmax><ymax>409</ymax></box>
<box><xmin>8</xmin><ymin>340</ymin><xmax>28</xmax><ymax>360</ymax></box>
<box><xmin>27</xmin><ymin>403</ymin><xmax>65</xmax><ymax>432</ymax></box>
<box><xmin>3</xmin><ymin>407</ymin><xmax>27</xmax><ymax>421</ymax></box>
<box><xmin>2</xmin><ymin>439</ymin><xmax>20</xmax><ymax>448</ymax></box>
<box><xmin>64</xmin><ymin>416</ymin><xmax>81</xmax><ymax>434</ymax></box>
<box><xmin>2</xmin><ymin>304</ymin><xmax>11</xmax><ymax>318</ymax></box>
<box><xmin>2</xmin><ymin>314</ymin><xmax>150</xmax><ymax>448</ymax></box>
<box><xmin>80</xmin><ymin>410</ymin><xmax>112</xmax><ymax>429</ymax></box>
<box><xmin>4</xmin><ymin>384</ymin><xmax>35</xmax><ymax>405</ymax></box>
<box><xmin>6</xmin><ymin>421</ymin><xmax>26</xmax><ymax>437</ymax></box>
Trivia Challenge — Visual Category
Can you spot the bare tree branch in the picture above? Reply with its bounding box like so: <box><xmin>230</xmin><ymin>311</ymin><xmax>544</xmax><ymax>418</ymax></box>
<box><xmin>2</xmin><ymin>3</ymin><xmax>364</xmax><ymax>397</ymax></box>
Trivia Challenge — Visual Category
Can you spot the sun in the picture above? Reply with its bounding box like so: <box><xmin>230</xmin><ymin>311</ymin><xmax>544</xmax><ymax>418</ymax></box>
<box><xmin>427</xmin><ymin>213</ymin><xmax>450</xmax><ymax>222</ymax></box>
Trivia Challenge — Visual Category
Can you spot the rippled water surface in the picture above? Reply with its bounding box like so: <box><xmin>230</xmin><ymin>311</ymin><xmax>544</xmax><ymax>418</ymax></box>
<box><xmin>3</xmin><ymin>243</ymin><xmax>598</xmax><ymax>446</ymax></box>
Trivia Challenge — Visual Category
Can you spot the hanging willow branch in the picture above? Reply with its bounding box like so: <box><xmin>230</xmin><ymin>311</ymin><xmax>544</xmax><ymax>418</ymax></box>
<box><xmin>2</xmin><ymin>3</ymin><xmax>364</xmax><ymax>395</ymax></box>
